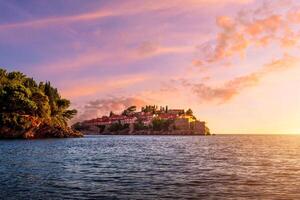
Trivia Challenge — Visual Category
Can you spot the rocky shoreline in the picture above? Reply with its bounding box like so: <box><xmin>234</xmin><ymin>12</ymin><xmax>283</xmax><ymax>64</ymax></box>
<box><xmin>0</xmin><ymin>123</ymin><xmax>83</xmax><ymax>139</ymax></box>
<box><xmin>0</xmin><ymin>114</ymin><xmax>83</xmax><ymax>139</ymax></box>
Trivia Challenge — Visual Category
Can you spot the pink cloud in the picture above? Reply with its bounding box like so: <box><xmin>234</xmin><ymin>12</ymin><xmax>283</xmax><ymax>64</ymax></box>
<box><xmin>195</xmin><ymin>1</ymin><xmax>300</xmax><ymax>65</ymax></box>
<box><xmin>190</xmin><ymin>54</ymin><xmax>300</xmax><ymax>103</ymax></box>
<box><xmin>34</xmin><ymin>42</ymin><xmax>193</xmax><ymax>76</ymax></box>
<box><xmin>0</xmin><ymin>10</ymin><xmax>114</xmax><ymax>30</ymax></box>
<box><xmin>71</xmin><ymin>97</ymin><xmax>148</xmax><ymax>122</ymax></box>
<box><xmin>60</xmin><ymin>74</ymin><xmax>151</xmax><ymax>99</ymax></box>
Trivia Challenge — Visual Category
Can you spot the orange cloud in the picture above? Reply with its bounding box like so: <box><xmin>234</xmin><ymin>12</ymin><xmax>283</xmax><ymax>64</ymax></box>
<box><xmin>262</xmin><ymin>54</ymin><xmax>299</xmax><ymax>73</ymax></box>
<box><xmin>256</xmin><ymin>35</ymin><xmax>271</xmax><ymax>47</ymax></box>
<box><xmin>279</xmin><ymin>28</ymin><xmax>300</xmax><ymax>48</ymax></box>
<box><xmin>287</xmin><ymin>7</ymin><xmax>300</xmax><ymax>23</ymax></box>
<box><xmin>136</xmin><ymin>42</ymin><xmax>193</xmax><ymax>57</ymax></box>
<box><xmin>245</xmin><ymin>15</ymin><xmax>282</xmax><ymax>36</ymax></box>
<box><xmin>217</xmin><ymin>16</ymin><xmax>235</xmax><ymax>30</ymax></box>
<box><xmin>189</xmin><ymin>54</ymin><xmax>299</xmax><ymax>103</ymax></box>
<box><xmin>192</xmin><ymin>72</ymin><xmax>259</xmax><ymax>103</ymax></box>
<box><xmin>196</xmin><ymin>2</ymin><xmax>300</xmax><ymax>65</ymax></box>
<box><xmin>71</xmin><ymin>52</ymin><xmax>295</xmax><ymax>111</ymax></box>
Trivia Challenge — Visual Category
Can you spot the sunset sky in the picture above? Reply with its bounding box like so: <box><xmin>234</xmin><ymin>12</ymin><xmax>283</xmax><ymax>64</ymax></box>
<box><xmin>1</xmin><ymin>0</ymin><xmax>300</xmax><ymax>134</ymax></box>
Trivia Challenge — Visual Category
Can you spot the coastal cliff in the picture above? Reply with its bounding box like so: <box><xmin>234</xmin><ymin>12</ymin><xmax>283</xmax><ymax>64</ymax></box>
<box><xmin>0</xmin><ymin>68</ymin><xmax>83</xmax><ymax>139</ymax></box>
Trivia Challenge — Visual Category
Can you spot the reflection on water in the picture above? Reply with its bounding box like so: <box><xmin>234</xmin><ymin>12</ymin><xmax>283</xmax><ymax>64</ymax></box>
<box><xmin>1</xmin><ymin>135</ymin><xmax>300</xmax><ymax>199</ymax></box>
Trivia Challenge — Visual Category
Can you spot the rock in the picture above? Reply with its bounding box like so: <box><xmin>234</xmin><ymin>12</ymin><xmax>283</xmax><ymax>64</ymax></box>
<box><xmin>0</xmin><ymin>123</ymin><xmax>83</xmax><ymax>139</ymax></box>
<box><xmin>33</xmin><ymin>123</ymin><xmax>83</xmax><ymax>138</ymax></box>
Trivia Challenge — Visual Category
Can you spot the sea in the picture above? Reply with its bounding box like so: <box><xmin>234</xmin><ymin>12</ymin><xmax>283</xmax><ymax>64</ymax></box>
<box><xmin>1</xmin><ymin>135</ymin><xmax>300</xmax><ymax>199</ymax></box>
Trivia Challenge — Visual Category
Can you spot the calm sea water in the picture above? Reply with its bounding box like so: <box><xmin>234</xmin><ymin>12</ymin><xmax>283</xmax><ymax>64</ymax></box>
<box><xmin>1</xmin><ymin>135</ymin><xmax>300</xmax><ymax>199</ymax></box>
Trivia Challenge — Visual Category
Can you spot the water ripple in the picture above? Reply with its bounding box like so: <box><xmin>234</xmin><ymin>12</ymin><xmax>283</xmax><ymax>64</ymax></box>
<box><xmin>1</xmin><ymin>135</ymin><xmax>300</xmax><ymax>199</ymax></box>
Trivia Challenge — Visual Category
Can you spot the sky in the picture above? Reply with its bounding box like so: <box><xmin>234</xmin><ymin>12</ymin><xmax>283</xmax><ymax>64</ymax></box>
<box><xmin>1</xmin><ymin>0</ymin><xmax>300</xmax><ymax>134</ymax></box>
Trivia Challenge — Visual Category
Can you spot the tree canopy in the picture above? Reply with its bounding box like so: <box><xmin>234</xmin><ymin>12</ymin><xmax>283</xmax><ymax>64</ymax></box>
<box><xmin>186</xmin><ymin>108</ymin><xmax>193</xmax><ymax>116</ymax></box>
<box><xmin>122</xmin><ymin>106</ymin><xmax>137</xmax><ymax>116</ymax></box>
<box><xmin>0</xmin><ymin>68</ymin><xmax>77</xmax><ymax>131</ymax></box>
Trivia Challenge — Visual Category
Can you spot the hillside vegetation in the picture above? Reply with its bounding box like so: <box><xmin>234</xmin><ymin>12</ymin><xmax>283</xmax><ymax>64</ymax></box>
<box><xmin>0</xmin><ymin>68</ymin><xmax>82</xmax><ymax>139</ymax></box>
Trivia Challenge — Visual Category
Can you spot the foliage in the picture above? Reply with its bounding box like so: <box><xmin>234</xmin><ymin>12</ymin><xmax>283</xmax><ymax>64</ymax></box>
<box><xmin>0</xmin><ymin>113</ymin><xmax>33</xmax><ymax>130</ymax></box>
<box><xmin>96</xmin><ymin>125</ymin><xmax>106</xmax><ymax>133</ymax></box>
<box><xmin>134</xmin><ymin>119</ymin><xmax>148</xmax><ymax>131</ymax></box>
<box><xmin>72</xmin><ymin>122</ymin><xmax>90</xmax><ymax>131</ymax></box>
<box><xmin>186</xmin><ymin>108</ymin><xmax>193</xmax><ymax>116</ymax></box>
<box><xmin>185</xmin><ymin>108</ymin><xmax>197</xmax><ymax>120</ymax></box>
<box><xmin>141</xmin><ymin>105</ymin><xmax>158</xmax><ymax>114</ymax></box>
<box><xmin>205</xmin><ymin>126</ymin><xmax>211</xmax><ymax>135</ymax></box>
<box><xmin>108</xmin><ymin>121</ymin><xmax>129</xmax><ymax>132</ymax></box>
<box><xmin>109</xmin><ymin>111</ymin><xmax>115</xmax><ymax>117</ymax></box>
<box><xmin>152</xmin><ymin>118</ymin><xmax>173</xmax><ymax>131</ymax></box>
<box><xmin>0</xmin><ymin>68</ymin><xmax>77</xmax><ymax>131</ymax></box>
<box><xmin>122</xmin><ymin>106</ymin><xmax>136</xmax><ymax>116</ymax></box>
<box><xmin>178</xmin><ymin>110</ymin><xmax>185</xmax><ymax>115</ymax></box>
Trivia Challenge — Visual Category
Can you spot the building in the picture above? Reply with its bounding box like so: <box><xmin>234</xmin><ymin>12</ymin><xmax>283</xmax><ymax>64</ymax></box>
<box><xmin>80</xmin><ymin>105</ymin><xmax>210</xmax><ymax>135</ymax></box>
<box><xmin>158</xmin><ymin>113</ymin><xmax>178</xmax><ymax>120</ymax></box>
<box><xmin>168</xmin><ymin>109</ymin><xmax>185</xmax><ymax>115</ymax></box>
<box><xmin>139</xmin><ymin>113</ymin><xmax>154</xmax><ymax>126</ymax></box>
<box><xmin>83</xmin><ymin>116</ymin><xmax>111</xmax><ymax>126</ymax></box>
<box><xmin>120</xmin><ymin>116</ymin><xmax>137</xmax><ymax>125</ymax></box>
<box><xmin>174</xmin><ymin>117</ymin><xmax>208</xmax><ymax>134</ymax></box>
<box><xmin>180</xmin><ymin>114</ymin><xmax>196</xmax><ymax>123</ymax></box>
<box><xmin>83</xmin><ymin>115</ymin><xmax>137</xmax><ymax>126</ymax></box>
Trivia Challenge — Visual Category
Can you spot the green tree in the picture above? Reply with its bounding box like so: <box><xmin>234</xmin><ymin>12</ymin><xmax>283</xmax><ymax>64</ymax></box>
<box><xmin>134</xmin><ymin>119</ymin><xmax>148</xmax><ymax>131</ymax></box>
<box><xmin>108</xmin><ymin>122</ymin><xmax>124</xmax><ymax>132</ymax></box>
<box><xmin>122</xmin><ymin>106</ymin><xmax>136</xmax><ymax>116</ymax></box>
<box><xmin>186</xmin><ymin>108</ymin><xmax>193</xmax><ymax>116</ymax></box>
<box><xmin>0</xmin><ymin>68</ymin><xmax>77</xmax><ymax>133</ymax></box>
<box><xmin>141</xmin><ymin>105</ymin><xmax>158</xmax><ymax>114</ymax></box>
<box><xmin>109</xmin><ymin>111</ymin><xmax>115</xmax><ymax>117</ymax></box>
<box><xmin>152</xmin><ymin>118</ymin><xmax>173</xmax><ymax>131</ymax></box>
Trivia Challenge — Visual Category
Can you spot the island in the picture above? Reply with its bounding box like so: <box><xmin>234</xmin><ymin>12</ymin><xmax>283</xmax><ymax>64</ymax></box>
<box><xmin>73</xmin><ymin>105</ymin><xmax>211</xmax><ymax>135</ymax></box>
<box><xmin>0</xmin><ymin>68</ymin><xmax>82</xmax><ymax>139</ymax></box>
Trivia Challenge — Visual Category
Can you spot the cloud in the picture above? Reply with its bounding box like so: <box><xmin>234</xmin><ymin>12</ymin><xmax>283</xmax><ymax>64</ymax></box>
<box><xmin>60</xmin><ymin>74</ymin><xmax>150</xmax><ymax>98</ymax></box>
<box><xmin>72</xmin><ymin>97</ymin><xmax>148</xmax><ymax>122</ymax></box>
<box><xmin>36</xmin><ymin>51</ymin><xmax>107</xmax><ymax>75</ymax></box>
<box><xmin>0</xmin><ymin>0</ymin><xmax>254</xmax><ymax>31</ymax></box>
<box><xmin>71</xmin><ymin>52</ymin><xmax>294</xmax><ymax>117</ymax></box>
<box><xmin>216</xmin><ymin>16</ymin><xmax>235</xmax><ymax>30</ymax></box>
<box><xmin>195</xmin><ymin>0</ymin><xmax>300</xmax><ymax>65</ymax></box>
<box><xmin>187</xmin><ymin>0</ymin><xmax>300</xmax><ymax>104</ymax></box>
<box><xmin>137</xmin><ymin>41</ymin><xmax>161</xmax><ymax>56</ymax></box>
<box><xmin>192</xmin><ymin>73</ymin><xmax>259</xmax><ymax>103</ymax></box>
<box><xmin>34</xmin><ymin>42</ymin><xmax>192</xmax><ymax>76</ymax></box>
<box><xmin>0</xmin><ymin>10</ymin><xmax>114</xmax><ymax>30</ymax></box>
<box><xmin>136</xmin><ymin>41</ymin><xmax>192</xmax><ymax>57</ymax></box>
<box><xmin>262</xmin><ymin>54</ymin><xmax>299</xmax><ymax>73</ymax></box>
<box><xmin>189</xmin><ymin>54</ymin><xmax>299</xmax><ymax>103</ymax></box>
<box><xmin>245</xmin><ymin>15</ymin><xmax>282</xmax><ymax>36</ymax></box>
